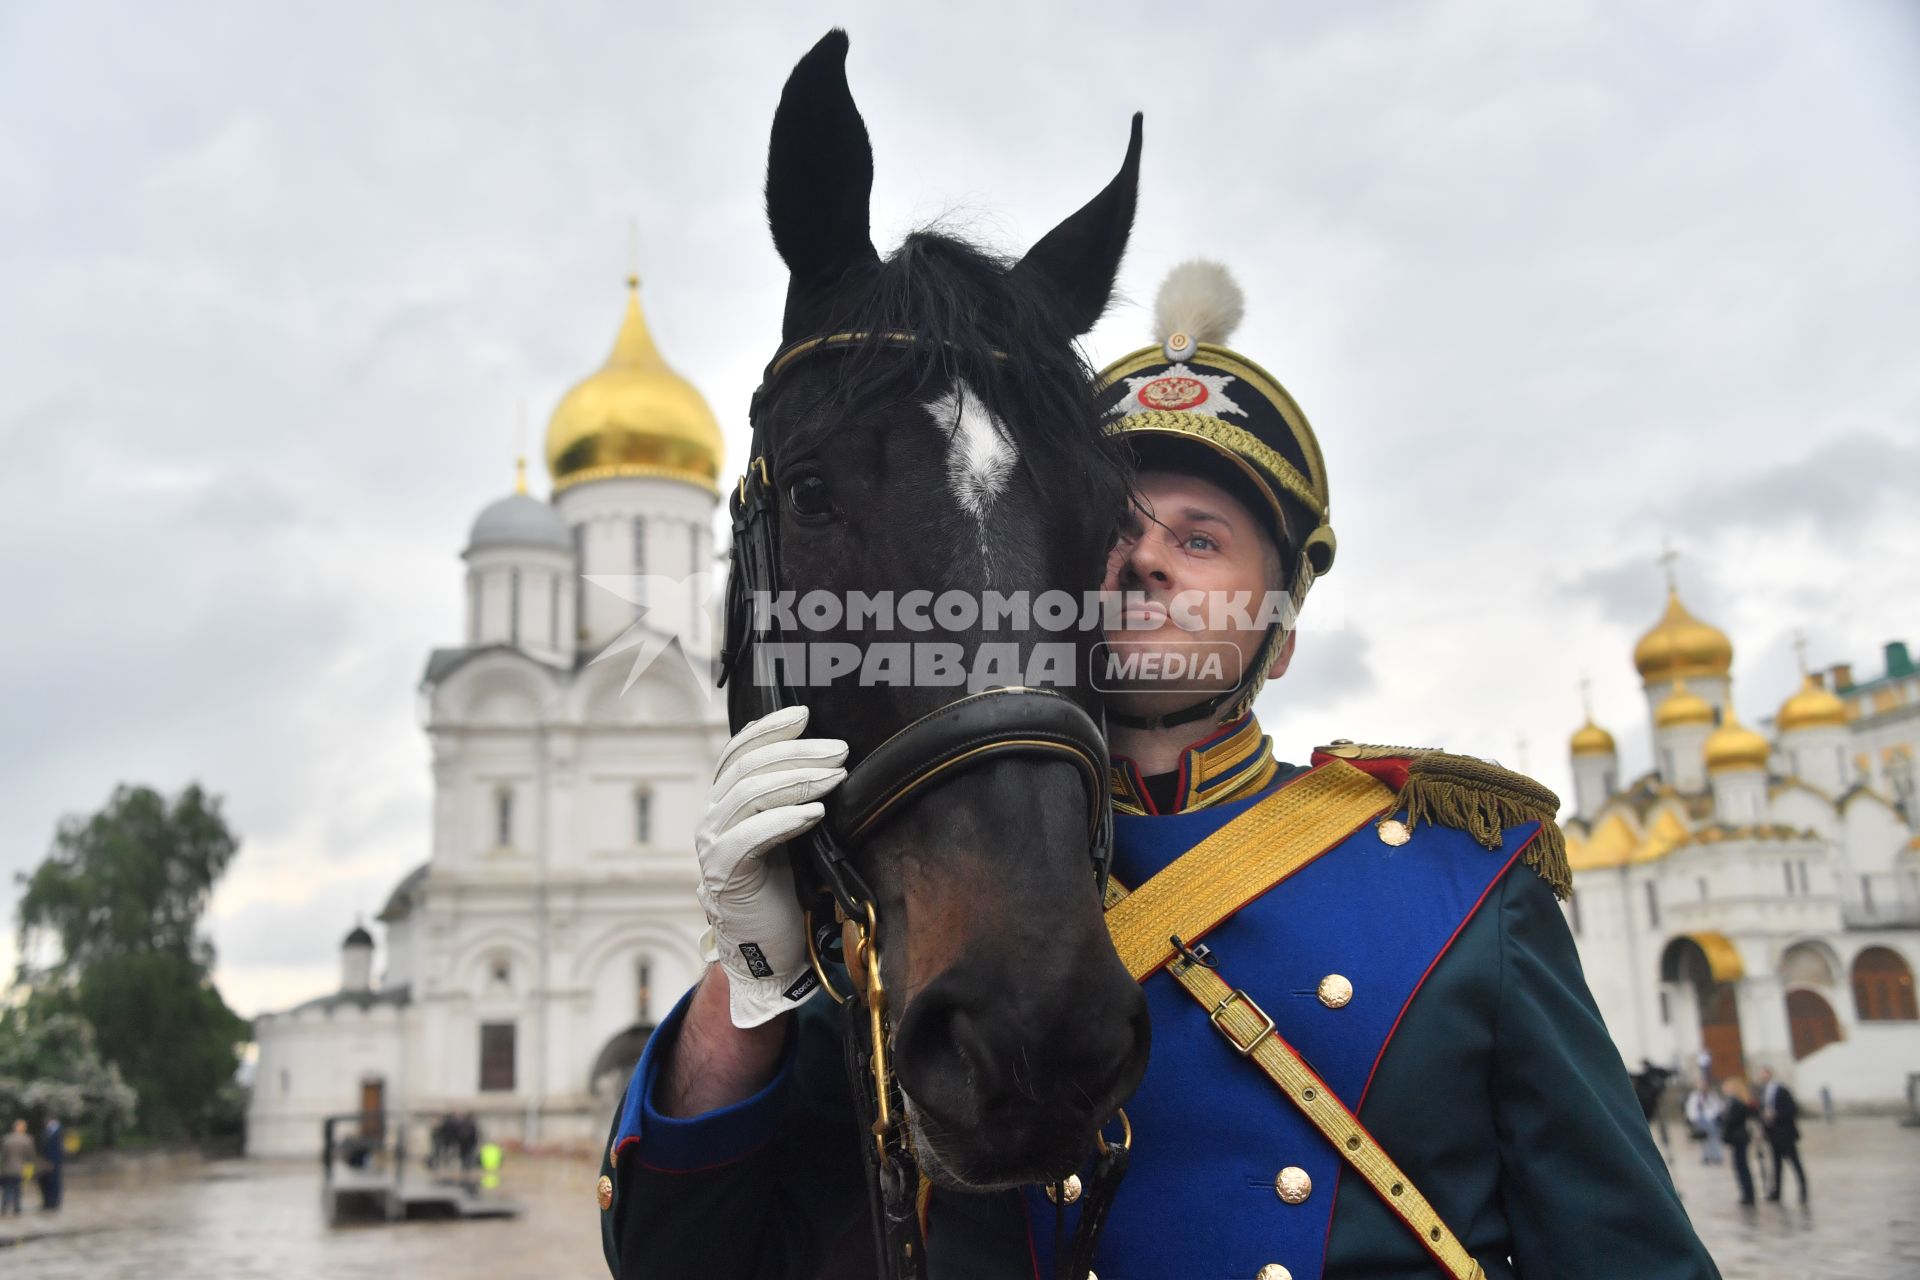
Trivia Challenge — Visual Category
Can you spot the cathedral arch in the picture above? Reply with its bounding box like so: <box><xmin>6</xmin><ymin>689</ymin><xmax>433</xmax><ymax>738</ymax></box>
<box><xmin>434</xmin><ymin>652</ymin><xmax>557</xmax><ymax>727</ymax></box>
<box><xmin>1851</xmin><ymin>945</ymin><xmax>1918</xmax><ymax>1022</ymax></box>
<box><xmin>1776</xmin><ymin>938</ymin><xmax>1842</xmax><ymax>989</ymax></box>
<box><xmin>447</xmin><ymin>930</ymin><xmax>539</xmax><ymax>999</ymax></box>
<box><xmin>566</xmin><ymin>645</ymin><xmax>713</xmax><ymax>728</ymax></box>
<box><xmin>1660</xmin><ymin>933</ymin><xmax>1745</xmax><ymax>1083</ymax></box>
<box><xmin>571</xmin><ymin>922</ymin><xmax>701</xmax><ymax>989</ymax></box>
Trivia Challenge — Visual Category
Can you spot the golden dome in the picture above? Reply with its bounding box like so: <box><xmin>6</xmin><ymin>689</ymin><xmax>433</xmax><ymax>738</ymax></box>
<box><xmin>1654</xmin><ymin>680</ymin><xmax>1714</xmax><ymax>729</ymax></box>
<box><xmin>1634</xmin><ymin>588</ymin><xmax>1733</xmax><ymax>683</ymax></box>
<box><xmin>1571</xmin><ymin>719</ymin><xmax>1617</xmax><ymax>757</ymax></box>
<box><xmin>1705</xmin><ymin>707</ymin><xmax>1770</xmax><ymax>773</ymax></box>
<box><xmin>1777</xmin><ymin>673</ymin><xmax>1848</xmax><ymax>733</ymax></box>
<box><xmin>1567</xmin><ymin>812</ymin><xmax>1637</xmax><ymax>872</ymax></box>
<box><xmin>545</xmin><ymin>279</ymin><xmax>723</xmax><ymax>494</ymax></box>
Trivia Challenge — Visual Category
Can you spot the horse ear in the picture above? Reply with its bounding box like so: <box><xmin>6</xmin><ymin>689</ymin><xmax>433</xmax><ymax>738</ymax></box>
<box><xmin>766</xmin><ymin>30</ymin><xmax>879</xmax><ymax>331</ymax></box>
<box><xmin>1013</xmin><ymin>113</ymin><xmax>1143</xmax><ymax>337</ymax></box>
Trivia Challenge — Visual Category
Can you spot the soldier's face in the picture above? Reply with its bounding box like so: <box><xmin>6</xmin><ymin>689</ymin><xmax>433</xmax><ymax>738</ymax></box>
<box><xmin>1102</xmin><ymin>470</ymin><xmax>1288</xmax><ymax>707</ymax></box>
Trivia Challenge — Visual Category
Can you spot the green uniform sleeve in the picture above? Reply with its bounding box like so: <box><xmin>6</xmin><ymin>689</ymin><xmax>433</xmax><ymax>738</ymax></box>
<box><xmin>1492</xmin><ymin>866</ymin><xmax>1721</xmax><ymax>1279</ymax></box>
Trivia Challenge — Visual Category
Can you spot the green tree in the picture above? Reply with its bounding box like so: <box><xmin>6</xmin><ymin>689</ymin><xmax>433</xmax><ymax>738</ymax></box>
<box><xmin>0</xmin><ymin>1006</ymin><xmax>138</xmax><ymax>1143</ymax></box>
<box><xmin>14</xmin><ymin>783</ymin><xmax>249</xmax><ymax>1141</ymax></box>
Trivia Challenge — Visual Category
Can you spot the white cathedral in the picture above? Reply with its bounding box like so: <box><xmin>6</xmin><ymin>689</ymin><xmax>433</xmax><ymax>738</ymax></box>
<box><xmin>247</xmin><ymin>280</ymin><xmax>729</xmax><ymax>1156</ymax></box>
<box><xmin>1561</xmin><ymin>585</ymin><xmax>1920</xmax><ymax>1108</ymax></box>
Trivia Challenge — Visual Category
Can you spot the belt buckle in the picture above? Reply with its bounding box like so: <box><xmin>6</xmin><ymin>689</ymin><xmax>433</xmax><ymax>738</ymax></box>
<box><xmin>1208</xmin><ymin>987</ymin><xmax>1277</xmax><ymax>1056</ymax></box>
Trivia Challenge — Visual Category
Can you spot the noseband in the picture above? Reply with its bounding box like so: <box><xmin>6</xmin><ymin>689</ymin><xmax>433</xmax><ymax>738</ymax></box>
<box><xmin>718</xmin><ymin>331</ymin><xmax>1122</xmax><ymax>1280</ymax></box>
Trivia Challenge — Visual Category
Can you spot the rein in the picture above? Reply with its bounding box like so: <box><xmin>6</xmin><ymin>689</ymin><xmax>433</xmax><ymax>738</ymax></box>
<box><xmin>720</xmin><ymin>331</ymin><xmax>1127</xmax><ymax>1280</ymax></box>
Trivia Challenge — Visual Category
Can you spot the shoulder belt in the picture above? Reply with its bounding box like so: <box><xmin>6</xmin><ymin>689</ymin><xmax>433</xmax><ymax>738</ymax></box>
<box><xmin>1103</xmin><ymin>762</ymin><xmax>1487</xmax><ymax>1280</ymax></box>
<box><xmin>1313</xmin><ymin>740</ymin><xmax>1571</xmax><ymax>899</ymax></box>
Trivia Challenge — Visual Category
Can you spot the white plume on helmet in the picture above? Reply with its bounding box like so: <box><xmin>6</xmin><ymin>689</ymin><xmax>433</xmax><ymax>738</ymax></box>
<box><xmin>1153</xmin><ymin>259</ymin><xmax>1245</xmax><ymax>349</ymax></box>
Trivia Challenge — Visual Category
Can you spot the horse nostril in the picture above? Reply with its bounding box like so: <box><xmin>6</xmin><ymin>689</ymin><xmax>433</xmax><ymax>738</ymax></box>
<box><xmin>894</xmin><ymin>988</ymin><xmax>1002</xmax><ymax>1132</ymax></box>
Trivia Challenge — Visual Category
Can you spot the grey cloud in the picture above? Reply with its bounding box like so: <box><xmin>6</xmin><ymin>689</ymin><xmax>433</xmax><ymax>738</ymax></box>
<box><xmin>4</xmin><ymin>1</ymin><xmax>1918</xmax><ymax>1014</ymax></box>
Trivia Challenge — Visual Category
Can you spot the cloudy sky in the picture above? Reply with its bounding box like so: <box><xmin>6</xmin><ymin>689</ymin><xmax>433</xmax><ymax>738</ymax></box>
<box><xmin>2</xmin><ymin>1</ymin><xmax>1916</xmax><ymax>1016</ymax></box>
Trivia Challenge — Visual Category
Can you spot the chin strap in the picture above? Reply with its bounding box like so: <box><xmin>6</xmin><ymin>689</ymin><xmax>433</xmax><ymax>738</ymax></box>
<box><xmin>1107</xmin><ymin>622</ymin><xmax>1282</xmax><ymax>732</ymax></box>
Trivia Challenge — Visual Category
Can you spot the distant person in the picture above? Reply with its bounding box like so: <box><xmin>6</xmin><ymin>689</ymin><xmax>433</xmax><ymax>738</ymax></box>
<box><xmin>1756</xmin><ymin>1066</ymin><xmax>1808</xmax><ymax>1203</ymax></box>
<box><xmin>0</xmin><ymin>1119</ymin><xmax>34</xmax><ymax>1215</ymax></box>
<box><xmin>1719</xmin><ymin>1079</ymin><xmax>1759</xmax><ymax>1206</ymax></box>
<box><xmin>37</xmin><ymin>1118</ymin><xmax>63</xmax><ymax>1212</ymax></box>
<box><xmin>1819</xmin><ymin>1084</ymin><xmax>1834</xmax><ymax>1124</ymax></box>
<box><xmin>458</xmin><ymin>1112</ymin><xmax>479</xmax><ymax>1171</ymax></box>
<box><xmin>1684</xmin><ymin>1081</ymin><xmax>1725</xmax><ymax>1165</ymax></box>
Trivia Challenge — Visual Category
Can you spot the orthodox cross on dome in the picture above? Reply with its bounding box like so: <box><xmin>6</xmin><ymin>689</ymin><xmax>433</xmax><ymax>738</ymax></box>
<box><xmin>1579</xmin><ymin>674</ymin><xmax>1594</xmax><ymax>720</ymax></box>
<box><xmin>514</xmin><ymin>401</ymin><xmax>530</xmax><ymax>495</ymax></box>
<box><xmin>1792</xmin><ymin>629</ymin><xmax>1810</xmax><ymax>675</ymax></box>
<box><xmin>1656</xmin><ymin>540</ymin><xmax>1681</xmax><ymax>592</ymax></box>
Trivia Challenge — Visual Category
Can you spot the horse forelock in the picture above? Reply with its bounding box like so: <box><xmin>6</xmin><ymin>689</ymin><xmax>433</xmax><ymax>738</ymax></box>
<box><xmin>777</xmin><ymin>228</ymin><xmax>1131</xmax><ymax>517</ymax></box>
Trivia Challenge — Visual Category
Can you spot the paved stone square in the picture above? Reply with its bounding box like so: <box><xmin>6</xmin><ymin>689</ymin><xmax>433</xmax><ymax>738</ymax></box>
<box><xmin>3</xmin><ymin>1119</ymin><xmax>1915</xmax><ymax>1277</ymax></box>
<box><xmin>1662</xmin><ymin>1116</ymin><xmax>1920</xmax><ymax>1279</ymax></box>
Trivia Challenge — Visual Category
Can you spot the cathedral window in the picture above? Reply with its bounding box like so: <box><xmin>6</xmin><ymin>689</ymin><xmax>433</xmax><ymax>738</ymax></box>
<box><xmin>633</xmin><ymin>518</ymin><xmax>648</xmax><ymax>615</ymax></box>
<box><xmin>1861</xmin><ymin>876</ymin><xmax>1874</xmax><ymax>913</ymax></box>
<box><xmin>573</xmin><ymin>524</ymin><xmax>587</xmax><ymax>640</ymax></box>
<box><xmin>495</xmin><ymin>789</ymin><xmax>514</xmax><ymax>849</ymax></box>
<box><xmin>1783</xmin><ymin>862</ymin><xmax>1795</xmax><ymax>895</ymax></box>
<box><xmin>479</xmin><ymin>1023</ymin><xmax>517</xmax><ymax>1091</ymax></box>
<box><xmin>1697</xmin><ymin>877</ymin><xmax>1708</xmax><ymax>902</ymax></box>
<box><xmin>1644</xmin><ymin>881</ymin><xmax>1660</xmax><ymax>928</ymax></box>
<box><xmin>635</xmin><ymin>788</ymin><xmax>653</xmax><ymax>845</ymax></box>
<box><xmin>490</xmin><ymin>958</ymin><xmax>512</xmax><ymax>992</ymax></box>
<box><xmin>638</xmin><ymin>960</ymin><xmax>653</xmax><ymax>1024</ymax></box>
<box><xmin>1786</xmin><ymin>989</ymin><xmax>1842</xmax><ymax>1060</ymax></box>
<box><xmin>1798</xmin><ymin>861</ymin><xmax>1810</xmax><ymax>894</ymax></box>
<box><xmin>1851</xmin><ymin>947</ymin><xmax>1918</xmax><ymax>1021</ymax></box>
<box><xmin>509</xmin><ymin>569</ymin><xmax>521</xmax><ymax>646</ymax></box>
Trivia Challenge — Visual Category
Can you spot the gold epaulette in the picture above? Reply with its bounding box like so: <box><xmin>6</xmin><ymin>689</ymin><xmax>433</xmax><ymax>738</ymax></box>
<box><xmin>1316</xmin><ymin>741</ymin><xmax>1571</xmax><ymax>900</ymax></box>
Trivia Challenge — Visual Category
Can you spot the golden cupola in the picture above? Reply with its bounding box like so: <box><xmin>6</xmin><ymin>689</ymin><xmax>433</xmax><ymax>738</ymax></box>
<box><xmin>1654</xmin><ymin>680</ymin><xmax>1714</xmax><ymax>729</ymax></box>
<box><xmin>1777</xmin><ymin>673</ymin><xmax>1848</xmax><ymax>733</ymax></box>
<box><xmin>1704</xmin><ymin>707</ymin><xmax>1770</xmax><ymax>773</ymax></box>
<box><xmin>1634</xmin><ymin>588</ymin><xmax>1733</xmax><ymax>683</ymax></box>
<box><xmin>1570</xmin><ymin>719</ymin><xmax>1617</xmax><ymax>757</ymax></box>
<box><xmin>545</xmin><ymin>278</ymin><xmax>723</xmax><ymax>494</ymax></box>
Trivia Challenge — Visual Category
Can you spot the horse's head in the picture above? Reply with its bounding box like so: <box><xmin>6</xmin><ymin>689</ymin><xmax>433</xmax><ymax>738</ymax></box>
<box><xmin>737</xmin><ymin>30</ymin><xmax>1148</xmax><ymax>1190</ymax></box>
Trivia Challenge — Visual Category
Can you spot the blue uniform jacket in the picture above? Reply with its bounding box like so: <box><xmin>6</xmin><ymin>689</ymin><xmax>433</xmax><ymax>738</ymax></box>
<box><xmin>600</xmin><ymin>754</ymin><xmax>1719</xmax><ymax>1279</ymax></box>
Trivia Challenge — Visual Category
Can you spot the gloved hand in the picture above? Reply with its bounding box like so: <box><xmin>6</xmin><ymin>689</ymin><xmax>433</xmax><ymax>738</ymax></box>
<box><xmin>696</xmin><ymin>705</ymin><xmax>848</xmax><ymax>1028</ymax></box>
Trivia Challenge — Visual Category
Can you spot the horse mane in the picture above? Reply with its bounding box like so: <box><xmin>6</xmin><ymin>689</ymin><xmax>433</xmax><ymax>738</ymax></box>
<box><xmin>784</xmin><ymin>229</ymin><xmax>1133</xmax><ymax>508</ymax></box>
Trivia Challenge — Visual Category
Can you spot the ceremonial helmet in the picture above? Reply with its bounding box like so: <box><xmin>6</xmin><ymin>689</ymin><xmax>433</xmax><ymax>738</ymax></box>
<box><xmin>1097</xmin><ymin>261</ymin><xmax>1336</xmax><ymax>724</ymax></box>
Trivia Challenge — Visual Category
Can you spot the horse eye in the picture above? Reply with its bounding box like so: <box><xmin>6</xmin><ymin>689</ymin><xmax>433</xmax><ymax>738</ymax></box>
<box><xmin>787</xmin><ymin>473</ymin><xmax>833</xmax><ymax>518</ymax></box>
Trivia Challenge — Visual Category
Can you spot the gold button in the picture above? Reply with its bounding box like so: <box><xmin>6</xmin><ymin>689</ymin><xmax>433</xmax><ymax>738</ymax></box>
<box><xmin>596</xmin><ymin>1174</ymin><xmax>613</xmax><ymax>1211</ymax></box>
<box><xmin>1256</xmin><ymin>1265</ymin><xmax>1293</xmax><ymax>1280</ymax></box>
<box><xmin>1322</xmin><ymin>740</ymin><xmax>1360</xmax><ymax>759</ymax></box>
<box><xmin>1275</xmin><ymin>1166</ymin><xmax>1312</xmax><ymax>1204</ymax></box>
<box><xmin>1317</xmin><ymin>974</ymin><xmax>1354</xmax><ymax>1009</ymax></box>
<box><xmin>1046</xmin><ymin>1174</ymin><xmax>1082</xmax><ymax>1205</ymax></box>
<box><xmin>1376</xmin><ymin>818</ymin><xmax>1410</xmax><ymax>846</ymax></box>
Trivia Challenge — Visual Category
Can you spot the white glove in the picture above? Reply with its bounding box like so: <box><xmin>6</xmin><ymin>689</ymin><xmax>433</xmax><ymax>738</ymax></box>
<box><xmin>695</xmin><ymin>705</ymin><xmax>848</xmax><ymax>1028</ymax></box>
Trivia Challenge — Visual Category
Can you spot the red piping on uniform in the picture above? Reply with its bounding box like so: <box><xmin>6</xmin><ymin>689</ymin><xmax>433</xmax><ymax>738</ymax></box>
<box><xmin>1317</xmin><ymin>826</ymin><xmax>1537</xmax><ymax>1270</ymax></box>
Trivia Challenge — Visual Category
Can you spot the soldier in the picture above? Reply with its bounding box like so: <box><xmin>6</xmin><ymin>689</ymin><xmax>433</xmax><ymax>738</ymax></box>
<box><xmin>599</xmin><ymin>263</ymin><xmax>1721</xmax><ymax>1279</ymax></box>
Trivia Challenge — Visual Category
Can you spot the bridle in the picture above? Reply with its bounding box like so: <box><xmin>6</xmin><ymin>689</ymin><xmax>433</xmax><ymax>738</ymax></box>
<box><xmin>719</xmin><ymin>330</ymin><xmax>1128</xmax><ymax>1280</ymax></box>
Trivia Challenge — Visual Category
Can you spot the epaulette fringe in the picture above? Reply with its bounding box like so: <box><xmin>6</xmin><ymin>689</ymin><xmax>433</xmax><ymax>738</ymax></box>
<box><xmin>1325</xmin><ymin>743</ymin><xmax>1571</xmax><ymax>900</ymax></box>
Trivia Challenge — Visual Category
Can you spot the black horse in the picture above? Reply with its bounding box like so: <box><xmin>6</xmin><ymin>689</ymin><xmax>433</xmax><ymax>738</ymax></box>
<box><xmin>736</xmin><ymin>30</ymin><xmax>1149</xmax><ymax>1195</ymax></box>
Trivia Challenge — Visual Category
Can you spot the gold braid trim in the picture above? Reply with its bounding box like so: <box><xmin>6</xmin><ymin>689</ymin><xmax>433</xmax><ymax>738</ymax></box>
<box><xmin>1321</xmin><ymin>744</ymin><xmax>1572</xmax><ymax>900</ymax></box>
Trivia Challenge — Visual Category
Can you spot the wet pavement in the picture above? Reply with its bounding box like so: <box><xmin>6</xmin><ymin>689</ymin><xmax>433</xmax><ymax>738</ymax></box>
<box><xmin>2</xmin><ymin>1117</ymin><xmax>1915</xmax><ymax>1277</ymax></box>
<box><xmin>1659</xmin><ymin>1115</ymin><xmax>1920</xmax><ymax>1279</ymax></box>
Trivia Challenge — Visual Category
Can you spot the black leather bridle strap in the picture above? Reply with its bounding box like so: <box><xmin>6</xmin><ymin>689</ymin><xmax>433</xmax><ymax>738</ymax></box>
<box><xmin>831</xmin><ymin>686</ymin><xmax>1109</xmax><ymax>842</ymax></box>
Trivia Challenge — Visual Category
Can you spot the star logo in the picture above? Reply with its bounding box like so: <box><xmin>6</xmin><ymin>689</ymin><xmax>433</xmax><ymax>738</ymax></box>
<box><xmin>1109</xmin><ymin>363</ymin><xmax>1248</xmax><ymax>421</ymax></box>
